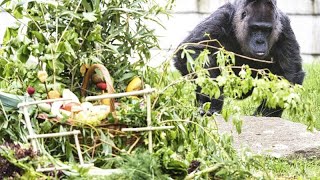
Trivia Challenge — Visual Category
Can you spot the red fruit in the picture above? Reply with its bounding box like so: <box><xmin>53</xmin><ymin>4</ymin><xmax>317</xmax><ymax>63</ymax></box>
<box><xmin>27</xmin><ymin>86</ymin><xmax>35</xmax><ymax>96</ymax></box>
<box><xmin>96</xmin><ymin>82</ymin><xmax>107</xmax><ymax>90</ymax></box>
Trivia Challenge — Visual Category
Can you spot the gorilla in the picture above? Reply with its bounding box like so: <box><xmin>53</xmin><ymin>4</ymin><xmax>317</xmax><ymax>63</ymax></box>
<box><xmin>173</xmin><ymin>0</ymin><xmax>305</xmax><ymax>117</ymax></box>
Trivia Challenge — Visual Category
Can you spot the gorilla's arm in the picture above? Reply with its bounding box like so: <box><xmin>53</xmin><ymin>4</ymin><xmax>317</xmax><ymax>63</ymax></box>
<box><xmin>174</xmin><ymin>3</ymin><xmax>235</xmax><ymax>76</ymax></box>
<box><xmin>273</xmin><ymin>14</ymin><xmax>305</xmax><ymax>85</ymax></box>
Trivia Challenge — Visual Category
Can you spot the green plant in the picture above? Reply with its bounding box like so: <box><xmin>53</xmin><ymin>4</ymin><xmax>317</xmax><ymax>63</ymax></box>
<box><xmin>0</xmin><ymin>0</ymin><xmax>316</xmax><ymax>179</ymax></box>
<box><xmin>0</xmin><ymin>0</ymin><xmax>174</xmax><ymax>178</ymax></box>
<box><xmin>0</xmin><ymin>0</ymin><xmax>173</xmax><ymax>94</ymax></box>
<box><xmin>142</xmin><ymin>42</ymin><xmax>315</xmax><ymax>179</ymax></box>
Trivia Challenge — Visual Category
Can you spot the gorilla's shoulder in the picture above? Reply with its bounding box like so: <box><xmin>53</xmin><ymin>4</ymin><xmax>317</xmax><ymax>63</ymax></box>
<box><xmin>185</xmin><ymin>3</ymin><xmax>235</xmax><ymax>42</ymax></box>
<box><xmin>277</xmin><ymin>10</ymin><xmax>296</xmax><ymax>38</ymax></box>
<box><xmin>205</xmin><ymin>3</ymin><xmax>235</xmax><ymax>25</ymax></box>
<box><xmin>279</xmin><ymin>10</ymin><xmax>292</xmax><ymax>28</ymax></box>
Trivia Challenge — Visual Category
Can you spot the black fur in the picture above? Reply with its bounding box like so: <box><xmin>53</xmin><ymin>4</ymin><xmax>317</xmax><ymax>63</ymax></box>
<box><xmin>173</xmin><ymin>0</ymin><xmax>304</xmax><ymax>117</ymax></box>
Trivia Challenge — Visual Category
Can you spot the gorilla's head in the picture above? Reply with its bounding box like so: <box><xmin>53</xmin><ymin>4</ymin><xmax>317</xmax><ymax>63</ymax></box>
<box><xmin>233</xmin><ymin>0</ymin><xmax>282</xmax><ymax>59</ymax></box>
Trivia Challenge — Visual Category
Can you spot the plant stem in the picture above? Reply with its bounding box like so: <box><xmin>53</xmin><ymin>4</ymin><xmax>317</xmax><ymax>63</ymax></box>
<box><xmin>128</xmin><ymin>137</ymin><xmax>141</xmax><ymax>154</ymax></box>
<box><xmin>184</xmin><ymin>163</ymin><xmax>223</xmax><ymax>180</ymax></box>
<box><xmin>44</xmin><ymin>82</ymin><xmax>49</xmax><ymax>99</ymax></box>
<box><xmin>0</xmin><ymin>101</ymin><xmax>9</xmax><ymax>121</ymax></box>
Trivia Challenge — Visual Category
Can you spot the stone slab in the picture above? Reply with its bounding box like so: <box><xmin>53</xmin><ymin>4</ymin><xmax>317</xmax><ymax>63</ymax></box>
<box><xmin>215</xmin><ymin>116</ymin><xmax>320</xmax><ymax>158</ymax></box>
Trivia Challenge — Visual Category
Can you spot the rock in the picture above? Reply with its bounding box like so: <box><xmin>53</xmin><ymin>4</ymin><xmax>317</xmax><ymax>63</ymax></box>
<box><xmin>215</xmin><ymin>116</ymin><xmax>320</xmax><ymax>158</ymax></box>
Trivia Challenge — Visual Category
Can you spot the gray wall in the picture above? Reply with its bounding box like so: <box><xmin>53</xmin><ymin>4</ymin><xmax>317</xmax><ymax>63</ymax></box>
<box><xmin>154</xmin><ymin>0</ymin><xmax>320</xmax><ymax>64</ymax></box>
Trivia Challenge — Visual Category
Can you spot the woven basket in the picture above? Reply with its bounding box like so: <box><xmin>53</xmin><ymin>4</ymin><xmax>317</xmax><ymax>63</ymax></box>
<box><xmin>81</xmin><ymin>64</ymin><xmax>116</xmax><ymax>114</ymax></box>
<box><xmin>38</xmin><ymin>64</ymin><xmax>119</xmax><ymax>126</ymax></box>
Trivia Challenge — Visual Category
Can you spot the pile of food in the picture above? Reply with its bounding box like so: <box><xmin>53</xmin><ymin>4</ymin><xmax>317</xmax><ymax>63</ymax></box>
<box><xmin>36</xmin><ymin>89</ymin><xmax>110</xmax><ymax>126</ymax></box>
<box><xmin>33</xmin><ymin>70</ymin><xmax>143</xmax><ymax>127</ymax></box>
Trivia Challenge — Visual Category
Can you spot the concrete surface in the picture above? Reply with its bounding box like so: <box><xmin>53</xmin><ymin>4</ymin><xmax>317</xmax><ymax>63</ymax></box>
<box><xmin>215</xmin><ymin>116</ymin><xmax>320</xmax><ymax>158</ymax></box>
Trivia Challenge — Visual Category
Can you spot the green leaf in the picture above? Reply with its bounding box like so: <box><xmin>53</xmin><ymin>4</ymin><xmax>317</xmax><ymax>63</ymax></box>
<box><xmin>118</xmin><ymin>72</ymin><xmax>136</xmax><ymax>82</ymax></box>
<box><xmin>3</xmin><ymin>28</ymin><xmax>11</xmax><ymax>44</ymax></box>
<box><xmin>61</xmin><ymin>11</ymin><xmax>81</xmax><ymax>19</ymax></box>
<box><xmin>222</xmin><ymin>108</ymin><xmax>230</xmax><ymax>121</ymax></box>
<box><xmin>17</xmin><ymin>44</ymin><xmax>30</xmax><ymax>63</ymax></box>
<box><xmin>99</xmin><ymin>129</ymin><xmax>113</xmax><ymax>156</ymax></box>
<box><xmin>0</xmin><ymin>0</ymin><xmax>10</xmax><ymax>6</ymax></box>
<box><xmin>177</xmin><ymin>123</ymin><xmax>187</xmax><ymax>134</ymax></box>
<box><xmin>31</xmin><ymin>31</ymin><xmax>47</xmax><ymax>44</ymax></box>
<box><xmin>81</xmin><ymin>0</ymin><xmax>93</xmax><ymax>12</ymax></box>
<box><xmin>40</xmin><ymin>121</ymin><xmax>52</xmax><ymax>132</ymax></box>
<box><xmin>232</xmin><ymin>117</ymin><xmax>243</xmax><ymax>134</ymax></box>
<box><xmin>83</xmin><ymin>12</ymin><xmax>97</xmax><ymax>22</ymax></box>
<box><xmin>87</xmin><ymin>24</ymin><xmax>103</xmax><ymax>41</ymax></box>
<box><xmin>13</xmin><ymin>7</ymin><xmax>23</xmax><ymax>19</ymax></box>
<box><xmin>64</xmin><ymin>41</ymin><xmax>77</xmax><ymax>58</ymax></box>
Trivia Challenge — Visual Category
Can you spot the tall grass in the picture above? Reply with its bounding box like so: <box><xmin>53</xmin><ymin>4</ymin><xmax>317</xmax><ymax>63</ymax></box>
<box><xmin>282</xmin><ymin>63</ymin><xmax>320</xmax><ymax>128</ymax></box>
<box><xmin>295</xmin><ymin>63</ymin><xmax>320</xmax><ymax>128</ymax></box>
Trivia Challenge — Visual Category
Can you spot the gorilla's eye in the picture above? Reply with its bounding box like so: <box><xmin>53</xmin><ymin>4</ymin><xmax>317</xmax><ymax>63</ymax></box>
<box><xmin>241</xmin><ymin>11</ymin><xmax>247</xmax><ymax>19</ymax></box>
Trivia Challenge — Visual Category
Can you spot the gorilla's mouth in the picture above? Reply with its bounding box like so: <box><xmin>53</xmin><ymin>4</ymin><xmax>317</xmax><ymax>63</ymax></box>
<box><xmin>256</xmin><ymin>52</ymin><xmax>265</xmax><ymax>56</ymax></box>
<box><xmin>253</xmin><ymin>51</ymin><xmax>267</xmax><ymax>59</ymax></box>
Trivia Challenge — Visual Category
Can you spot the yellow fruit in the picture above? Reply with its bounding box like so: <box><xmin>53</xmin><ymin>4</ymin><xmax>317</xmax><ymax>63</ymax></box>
<box><xmin>101</xmin><ymin>93</ymin><xmax>111</xmax><ymax>105</ymax></box>
<box><xmin>126</xmin><ymin>77</ymin><xmax>142</xmax><ymax>92</ymax></box>
<box><xmin>101</xmin><ymin>98</ymin><xmax>111</xmax><ymax>105</ymax></box>
<box><xmin>37</xmin><ymin>70</ymin><xmax>48</xmax><ymax>83</ymax></box>
<box><xmin>48</xmin><ymin>90</ymin><xmax>61</xmax><ymax>99</ymax></box>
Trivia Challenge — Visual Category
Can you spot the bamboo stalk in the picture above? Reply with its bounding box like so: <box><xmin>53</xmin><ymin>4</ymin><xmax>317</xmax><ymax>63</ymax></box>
<box><xmin>36</xmin><ymin>166</ymin><xmax>71</xmax><ymax>172</ymax></box>
<box><xmin>22</xmin><ymin>106</ymin><xmax>38</xmax><ymax>152</ymax></box>
<box><xmin>74</xmin><ymin>133</ymin><xmax>84</xmax><ymax>165</ymax></box>
<box><xmin>17</xmin><ymin>98</ymin><xmax>72</xmax><ymax>108</ymax></box>
<box><xmin>146</xmin><ymin>90</ymin><xmax>153</xmax><ymax>153</ymax></box>
<box><xmin>85</xmin><ymin>88</ymin><xmax>156</xmax><ymax>101</ymax></box>
<box><xmin>121</xmin><ymin>126</ymin><xmax>175</xmax><ymax>132</ymax></box>
<box><xmin>27</xmin><ymin>130</ymin><xmax>80</xmax><ymax>139</ymax></box>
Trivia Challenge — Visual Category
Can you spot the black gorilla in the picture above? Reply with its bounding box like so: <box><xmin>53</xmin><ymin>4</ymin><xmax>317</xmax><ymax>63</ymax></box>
<box><xmin>173</xmin><ymin>0</ymin><xmax>305</xmax><ymax>117</ymax></box>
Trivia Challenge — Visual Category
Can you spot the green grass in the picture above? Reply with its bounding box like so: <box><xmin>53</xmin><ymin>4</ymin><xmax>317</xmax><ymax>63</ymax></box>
<box><xmin>283</xmin><ymin>63</ymin><xmax>320</xmax><ymax>128</ymax></box>
<box><xmin>263</xmin><ymin>157</ymin><xmax>320</xmax><ymax>179</ymax></box>
<box><xmin>297</xmin><ymin>64</ymin><xmax>320</xmax><ymax>128</ymax></box>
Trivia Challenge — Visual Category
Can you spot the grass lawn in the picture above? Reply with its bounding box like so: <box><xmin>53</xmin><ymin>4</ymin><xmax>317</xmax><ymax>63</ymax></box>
<box><xmin>263</xmin><ymin>157</ymin><xmax>320</xmax><ymax>179</ymax></box>
<box><xmin>296</xmin><ymin>64</ymin><xmax>320</xmax><ymax>128</ymax></box>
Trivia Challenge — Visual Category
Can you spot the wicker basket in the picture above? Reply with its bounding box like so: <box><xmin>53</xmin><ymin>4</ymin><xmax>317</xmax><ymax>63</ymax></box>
<box><xmin>81</xmin><ymin>64</ymin><xmax>116</xmax><ymax>113</ymax></box>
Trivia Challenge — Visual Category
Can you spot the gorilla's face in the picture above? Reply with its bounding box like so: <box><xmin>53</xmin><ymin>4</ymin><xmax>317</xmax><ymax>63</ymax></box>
<box><xmin>233</xmin><ymin>0</ymin><xmax>282</xmax><ymax>59</ymax></box>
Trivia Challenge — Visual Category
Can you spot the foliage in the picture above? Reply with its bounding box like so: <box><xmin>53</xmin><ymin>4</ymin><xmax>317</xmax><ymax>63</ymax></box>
<box><xmin>0</xmin><ymin>142</ymin><xmax>46</xmax><ymax>179</ymax></box>
<box><xmin>107</xmin><ymin>152</ymin><xmax>170</xmax><ymax>180</ymax></box>
<box><xmin>226</xmin><ymin>63</ymin><xmax>320</xmax><ymax>130</ymax></box>
<box><xmin>116</xmin><ymin>97</ymin><xmax>147</xmax><ymax>127</ymax></box>
<box><xmin>285</xmin><ymin>63</ymin><xmax>320</xmax><ymax>128</ymax></box>
<box><xmin>141</xmin><ymin>43</ymin><xmax>315</xmax><ymax>179</ymax></box>
<box><xmin>0</xmin><ymin>0</ymin><xmax>173</xmax><ymax>94</ymax></box>
<box><xmin>0</xmin><ymin>0</ymin><xmax>317</xmax><ymax>179</ymax></box>
<box><xmin>0</xmin><ymin>0</ymin><xmax>174</xmax><ymax>178</ymax></box>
